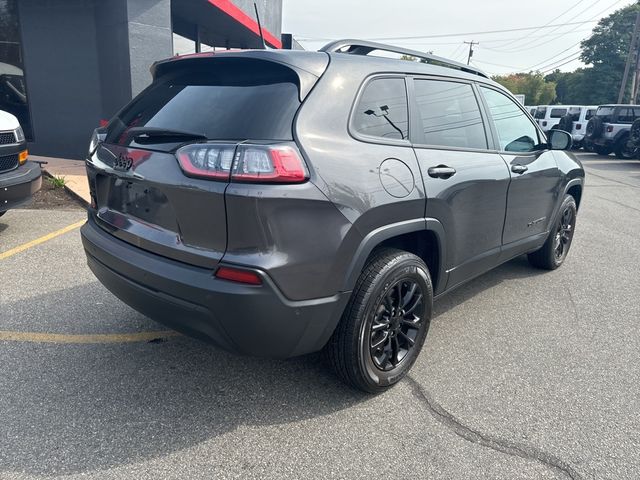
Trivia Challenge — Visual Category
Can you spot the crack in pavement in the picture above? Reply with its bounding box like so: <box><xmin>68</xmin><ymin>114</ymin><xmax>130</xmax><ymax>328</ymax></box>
<box><xmin>405</xmin><ymin>376</ymin><xmax>584</xmax><ymax>480</ymax></box>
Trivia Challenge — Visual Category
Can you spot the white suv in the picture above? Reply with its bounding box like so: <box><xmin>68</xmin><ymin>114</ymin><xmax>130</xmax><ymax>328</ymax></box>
<box><xmin>570</xmin><ymin>106</ymin><xmax>597</xmax><ymax>147</ymax></box>
<box><xmin>534</xmin><ymin>105</ymin><xmax>579</xmax><ymax>132</ymax></box>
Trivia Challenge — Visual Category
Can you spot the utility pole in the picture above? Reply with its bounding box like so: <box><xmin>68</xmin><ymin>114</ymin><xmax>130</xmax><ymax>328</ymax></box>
<box><xmin>618</xmin><ymin>10</ymin><xmax>640</xmax><ymax>103</ymax></box>
<box><xmin>464</xmin><ymin>40</ymin><xmax>479</xmax><ymax>65</ymax></box>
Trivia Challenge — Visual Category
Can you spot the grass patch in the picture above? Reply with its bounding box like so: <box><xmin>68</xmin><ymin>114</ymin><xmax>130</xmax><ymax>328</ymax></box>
<box><xmin>47</xmin><ymin>175</ymin><xmax>67</xmax><ymax>189</ymax></box>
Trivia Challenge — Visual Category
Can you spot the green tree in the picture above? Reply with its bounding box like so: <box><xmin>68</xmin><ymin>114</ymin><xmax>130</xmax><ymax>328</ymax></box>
<box><xmin>492</xmin><ymin>72</ymin><xmax>556</xmax><ymax>104</ymax></box>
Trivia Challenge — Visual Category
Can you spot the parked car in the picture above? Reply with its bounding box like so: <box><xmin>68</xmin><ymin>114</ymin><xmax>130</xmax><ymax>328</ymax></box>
<box><xmin>552</xmin><ymin>106</ymin><xmax>597</xmax><ymax>148</ymax></box>
<box><xmin>525</xmin><ymin>105</ymin><xmax>537</xmax><ymax>117</ymax></box>
<box><xmin>0</xmin><ymin>109</ymin><xmax>41</xmax><ymax>217</ymax></box>
<box><xmin>534</xmin><ymin>105</ymin><xmax>581</xmax><ymax>132</ymax></box>
<box><xmin>584</xmin><ymin>104</ymin><xmax>640</xmax><ymax>158</ymax></box>
<box><xmin>81</xmin><ymin>40</ymin><xmax>584</xmax><ymax>392</ymax></box>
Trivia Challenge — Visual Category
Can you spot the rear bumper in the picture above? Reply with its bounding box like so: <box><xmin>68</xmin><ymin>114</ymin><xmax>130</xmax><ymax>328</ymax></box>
<box><xmin>0</xmin><ymin>161</ymin><xmax>42</xmax><ymax>212</ymax></box>
<box><xmin>81</xmin><ymin>216</ymin><xmax>350</xmax><ymax>358</ymax></box>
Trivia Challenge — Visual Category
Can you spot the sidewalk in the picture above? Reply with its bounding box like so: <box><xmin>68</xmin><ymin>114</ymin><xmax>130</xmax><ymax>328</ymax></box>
<box><xmin>31</xmin><ymin>155</ymin><xmax>90</xmax><ymax>205</ymax></box>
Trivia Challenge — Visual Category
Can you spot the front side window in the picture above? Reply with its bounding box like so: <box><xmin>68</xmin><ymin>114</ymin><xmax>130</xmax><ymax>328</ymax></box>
<box><xmin>481</xmin><ymin>87</ymin><xmax>540</xmax><ymax>153</ymax></box>
<box><xmin>413</xmin><ymin>79</ymin><xmax>487</xmax><ymax>149</ymax></box>
<box><xmin>0</xmin><ymin>0</ymin><xmax>32</xmax><ymax>139</ymax></box>
<box><xmin>353</xmin><ymin>78</ymin><xmax>408</xmax><ymax>141</ymax></box>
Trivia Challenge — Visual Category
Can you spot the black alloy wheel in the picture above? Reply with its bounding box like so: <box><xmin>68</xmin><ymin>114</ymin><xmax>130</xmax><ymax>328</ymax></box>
<box><xmin>327</xmin><ymin>249</ymin><xmax>433</xmax><ymax>393</ymax></box>
<box><xmin>369</xmin><ymin>278</ymin><xmax>425</xmax><ymax>371</ymax></box>
<box><xmin>528</xmin><ymin>195</ymin><xmax>577</xmax><ymax>270</ymax></box>
<box><xmin>553</xmin><ymin>205</ymin><xmax>575</xmax><ymax>263</ymax></box>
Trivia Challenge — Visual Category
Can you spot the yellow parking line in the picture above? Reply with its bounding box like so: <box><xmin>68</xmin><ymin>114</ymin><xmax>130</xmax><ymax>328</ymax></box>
<box><xmin>0</xmin><ymin>220</ymin><xmax>85</xmax><ymax>260</ymax></box>
<box><xmin>0</xmin><ymin>330</ymin><xmax>181</xmax><ymax>344</ymax></box>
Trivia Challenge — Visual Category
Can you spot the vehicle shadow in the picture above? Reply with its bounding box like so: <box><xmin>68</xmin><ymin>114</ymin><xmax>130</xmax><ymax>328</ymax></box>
<box><xmin>0</xmin><ymin>255</ymin><xmax>539</xmax><ymax>476</ymax></box>
<box><xmin>433</xmin><ymin>255</ymin><xmax>540</xmax><ymax>319</ymax></box>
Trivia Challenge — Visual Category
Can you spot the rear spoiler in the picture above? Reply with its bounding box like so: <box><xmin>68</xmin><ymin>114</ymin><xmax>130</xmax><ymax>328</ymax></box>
<box><xmin>150</xmin><ymin>50</ymin><xmax>330</xmax><ymax>101</ymax></box>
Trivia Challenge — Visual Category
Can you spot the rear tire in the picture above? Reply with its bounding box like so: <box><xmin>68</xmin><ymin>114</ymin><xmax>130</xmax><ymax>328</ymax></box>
<box><xmin>528</xmin><ymin>195</ymin><xmax>577</xmax><ymax>270</ymax></box>
<box><xmin>594</xmin><ymin>145</ymin><xmax>612</xmax><ymax>156</ymax></box>
<box><xmin>614</xmin><ymin>133</ymin><xmax>637</xmax><ymax>159</ymax></box>
<box><xmin>326</xmin><ymin>249</ymin><xmax>433</xmax><ymax>393</ymax></box>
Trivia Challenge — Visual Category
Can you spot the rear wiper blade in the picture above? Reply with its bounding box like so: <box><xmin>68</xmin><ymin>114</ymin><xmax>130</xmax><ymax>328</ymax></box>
<box><xmin>126</xmin><ymin>127</ymin><xmax>208</xmax><ymax>144</ymax></box>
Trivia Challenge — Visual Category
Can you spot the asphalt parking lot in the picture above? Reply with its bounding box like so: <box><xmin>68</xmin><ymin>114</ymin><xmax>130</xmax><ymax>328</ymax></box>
<box><xmin>1</xmin><ymin>153</ymin><xmax>639</xmax><ymax>480</ymax></box>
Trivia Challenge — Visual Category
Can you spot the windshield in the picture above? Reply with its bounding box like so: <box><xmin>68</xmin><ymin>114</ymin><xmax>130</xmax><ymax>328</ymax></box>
<box><xmin>106</xmin><ymin>63</ymin><xmax>301</xmax><ymax>146</ymax></box>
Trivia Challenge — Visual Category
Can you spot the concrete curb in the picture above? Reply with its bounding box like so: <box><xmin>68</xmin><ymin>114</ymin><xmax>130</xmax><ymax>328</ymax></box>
<box><xmin>42</xmin><ymin>170</ymin><xmax>89</xmax><ymax>209</ymax></box>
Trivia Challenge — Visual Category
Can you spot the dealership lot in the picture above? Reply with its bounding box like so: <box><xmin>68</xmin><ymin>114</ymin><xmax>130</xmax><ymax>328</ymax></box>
<box><xmin>1</xmin><ymin>154</ymin><xmax>638</xmax><ymax>480</ymax></box>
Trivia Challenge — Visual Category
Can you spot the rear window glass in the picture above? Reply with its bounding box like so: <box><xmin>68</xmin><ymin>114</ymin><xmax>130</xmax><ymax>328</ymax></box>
<box><xmin>585</xmin><ymin>109</ymin><xmax>596</xmax><ymax>120</ymax></box>
<box><xmin>106</xmin><ymin>62</ymin><xmax>301</xmax><ymax>145</ymax></box>
<box><xmin>352</xmin><ymin>77</ymin><xmax>409</xmax><ymax>140</ymax></box>
<box><xmin>568</xmin><ymin>107</ymin><xmax>580</xmax><ymax>121</ymax></box>
<box><xmin>534</xmin><ymin>107</ymin><xmax>547</xmax><ymax>119</ymax></box>
<box><xmin>596</xmin><ymin>107</ymin><xmax>615</xmax><ymax>123</ymax></box>
<box><xmin>550</xmin><ymin>108</ymin><xmax>567</xmax><ymax>118</ymax></box>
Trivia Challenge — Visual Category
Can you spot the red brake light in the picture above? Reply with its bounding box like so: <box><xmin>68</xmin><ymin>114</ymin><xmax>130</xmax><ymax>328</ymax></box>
<box><xmin>215</xmin><ymin>266</ymin><xmax>262</xmax><ymax>285</ymax></box>
<box><xmin>232</xmin><ymin>145</ymin><xmax>308</xmax><ymax>183</ymax></box>
<box><xmin>576</xmin><ymin>123</ymin><xmax>582</xmax><ymax>130</ymax></box>
<box><xmin>176</xmin><ymin>144</ymin><xmax>308</xmax><ymax>183</ymax></box>
<box><xmin>606</xmin><ymin>125</ymin><xmax>613</xmax><ymax>132</ymax></box>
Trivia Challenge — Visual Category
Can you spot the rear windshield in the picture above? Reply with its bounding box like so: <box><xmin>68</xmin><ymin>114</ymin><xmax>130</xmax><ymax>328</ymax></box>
<box><xmin>550</xmin><ymin>108</ymin><xmax>567</xmax><ymax>118</ymax></box>
<box><xmin>585</xmin><ymin>109</ymin><xmax>596</xmax><ymax>120</ymax></box>
<box><xmin>534</xmin><ymin>107</ymin><xmax>547</xmax><ymax>119</ymax></box>
<box><xmin>106</xmin><ymin>61</ymin><xmax>301</xmax><ymax>146</ymax></box>
<box><xmin>596</xmin><ymin>106</ymin><xmax>615</xmax><ymax>123</ymax></box>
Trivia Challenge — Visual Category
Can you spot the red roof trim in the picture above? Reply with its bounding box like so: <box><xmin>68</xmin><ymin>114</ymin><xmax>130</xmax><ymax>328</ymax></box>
<box><xmin>207</xmin><ymin>0</ymin><xmax>282</xmax><ymax>49</ymax></box>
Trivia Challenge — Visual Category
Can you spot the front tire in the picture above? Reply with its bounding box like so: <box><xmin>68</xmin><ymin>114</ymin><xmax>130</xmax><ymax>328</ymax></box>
<box><xmin>327</xmin><ymin>249</ymin><xmax>433</xmax><ymax>393</ymax></box>
<box><xmin>528</xmin><ymin>195</ymin><xmax>577</xmax><ymax>270</ymax></box>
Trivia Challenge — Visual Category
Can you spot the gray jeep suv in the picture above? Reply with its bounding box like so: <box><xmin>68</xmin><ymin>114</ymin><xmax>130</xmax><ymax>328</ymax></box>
<box><xmin>81</xmin><ymin>40</ymin><xmax>584</xmax><ymax>392</ymax></box>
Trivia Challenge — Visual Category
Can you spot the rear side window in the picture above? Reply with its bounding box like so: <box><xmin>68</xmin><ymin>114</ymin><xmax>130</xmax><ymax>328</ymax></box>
<box><xmin>534</xmin><ymin>107</ymin><xmax>547</xmax><ymax>119</ymax></box>
<box><xmin>481</xmin><ymin>87</ymin><xmax>539</xmax><ymax>153</ymax></box>
<box><xmin>617</xmin><ymin>108</ymin><xmax>634</xmax><ymax>123</ymax></box>
<box><xmin>414</xmin><ymin>79</ymin><xmax>487</xmax><ymax>149</ymax></box>
<box><xmin>352</xmin><ymin>78</ymin><xmax>408</xmax><ymax>140</ymax></box>
<box><xmin>585</xmin><ymin>109</ymin><xmax>595</xmax><ymax>120</ymax></box>
<box><xmin>550</xmin><ymin>108</ymin><xmax>567</xmax><ymax>118</ymax></box>
<box><xmin>106</xmin><ymin>61</ymin><xmax>301</xmax><ymax>145</ymax></box>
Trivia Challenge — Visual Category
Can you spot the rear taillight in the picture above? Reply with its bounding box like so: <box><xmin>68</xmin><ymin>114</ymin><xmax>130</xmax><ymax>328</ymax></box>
<box><xmin>177</xmin><ymin>144</ymin><xmax>235</xmax><ymax>179</ymax></box>
<box><xmin>576</xmin><ymin>123</ymin><xmax>582</xmax><ymax>130</ymax></box>
<box><xmin>606</xmin><ymin>125</ymin><xmax>613</xmax><ymax>132</ymax></box>
<box><xmin>176</xmin><ymin>144</ymin><xmax>308</xmax><ymax>183</ymax></box>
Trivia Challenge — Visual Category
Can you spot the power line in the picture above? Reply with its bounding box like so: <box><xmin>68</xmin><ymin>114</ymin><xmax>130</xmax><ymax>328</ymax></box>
<box><xmin>490</xmin><ymin>0</ymin><xmax>588</xmax><ymax>50</ymax></box>
<box><xmin>489</xmin><ymin>0</ymin><xmax>624</xmax><ymax>54</ymax></box>
<box><xmin>295</xmin><ymin>20</ymin><xmax>602</xmax><ymax>43</ymax></box>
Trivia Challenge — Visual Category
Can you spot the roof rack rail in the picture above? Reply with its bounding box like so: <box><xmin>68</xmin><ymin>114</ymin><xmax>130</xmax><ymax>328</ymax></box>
<box><xmin>319</xmin><ymin>39</ymin><xmax>489</xmax><ymax>79</ymax></box>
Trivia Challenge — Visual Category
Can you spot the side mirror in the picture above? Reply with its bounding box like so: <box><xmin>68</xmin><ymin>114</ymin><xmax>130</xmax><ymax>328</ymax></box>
<box><xmin>547</xmin><ymin>129</ymin><xmax>572</xmax><ymax>150</ymax></box>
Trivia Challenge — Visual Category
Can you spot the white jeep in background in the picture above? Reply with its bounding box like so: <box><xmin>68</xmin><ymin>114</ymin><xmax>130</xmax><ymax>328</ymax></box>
<box><xmin>0</xmin><ymin>110</ymin><xmax>41</xmax><ymax>217</ymax></box>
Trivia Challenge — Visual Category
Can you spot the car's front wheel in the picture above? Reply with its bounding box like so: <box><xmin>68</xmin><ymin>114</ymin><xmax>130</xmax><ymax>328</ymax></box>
<box><xmin>528</xmin><ymin>195</ymin><xmax>577</xmax><ymax>270</ymax></box>
<box><xmin>327</xmin><ymin>249</ymin><xmax>433</xmax><ymax>393</ymax></box>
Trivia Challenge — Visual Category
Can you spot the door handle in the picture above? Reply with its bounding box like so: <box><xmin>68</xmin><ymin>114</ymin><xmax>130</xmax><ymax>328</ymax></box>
<box><xmin>511</xmin><ymin>164</ymin><xmax>528</xmax><ymax>174</ymax></box>
<box><xmin>427</xmin><ymin>165</ymin><xmax>456</xmax><ymax>179</ymax></box>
